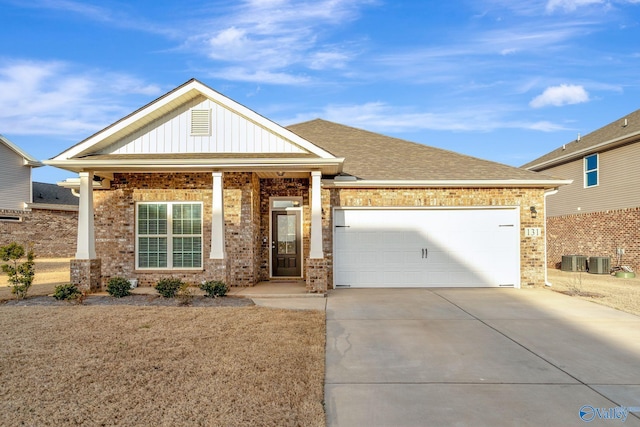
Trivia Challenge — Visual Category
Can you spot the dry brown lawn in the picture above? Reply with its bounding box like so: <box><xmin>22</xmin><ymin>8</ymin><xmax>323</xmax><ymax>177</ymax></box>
<box><xmin>0</xmin><ymin>257</ymin><xmax>71</xmax><ymax>300</ymax></box>
<box><xmin>0</xmin><ymin>306</ymin><xmax>326</xmax><ymax>426</ymax></box>
<box><xmin>547</xmin><ymin>268</ymin><xmax>640</xmax><ymax>316</ymax></box>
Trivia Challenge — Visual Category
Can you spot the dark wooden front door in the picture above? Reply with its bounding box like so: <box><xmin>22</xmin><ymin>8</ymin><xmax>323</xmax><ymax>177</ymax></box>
<box><xmin>272</xmin><ymin>210</ymin><xmax>301</xmax><ymax>277</ymax></box>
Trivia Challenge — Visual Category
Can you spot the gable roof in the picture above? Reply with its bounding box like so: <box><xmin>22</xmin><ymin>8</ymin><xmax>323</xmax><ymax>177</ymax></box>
<box><xmin>45</xmin><ymin>79</ymin><xmax>344</xmax><ymax>175</ymax></box>
<box><xmin>0</xmin><ymin>134</ymin><xmax>43</xmax><ymax>167</ymax></box>
<box><xmin>287</xmin><ymin>119</ymin><xmax>568</xmax><ymax>187</ymax></box>
<box><xmin>522</xmin><ymin>108</ymin><xmax>640</xmax><ymax>171</ymax></box>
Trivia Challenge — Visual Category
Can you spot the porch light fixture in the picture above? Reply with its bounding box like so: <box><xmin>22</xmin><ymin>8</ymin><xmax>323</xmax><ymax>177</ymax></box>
<box><xmin>530</xmin><ymin>206</ymin><xmax>537</xmax><ymax>219</ymax></box>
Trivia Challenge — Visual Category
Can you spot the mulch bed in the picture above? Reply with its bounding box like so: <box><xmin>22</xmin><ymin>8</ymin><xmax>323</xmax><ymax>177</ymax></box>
<box><xmin>0</xmin><ymin>294</ymin><xmax>255</xmax><ymax>307</ymax></box>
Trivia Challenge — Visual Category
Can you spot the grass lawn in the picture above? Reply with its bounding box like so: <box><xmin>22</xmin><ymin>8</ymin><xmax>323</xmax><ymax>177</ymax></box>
<box><xmin>547</xmin><ymin>268</ymin><xmax>640</xmax><ymax>316</ymax></box>
<box><xmin>0</xmin><ymin>306</ymin><xmax>326</xmax><ymax>426</ymax></box>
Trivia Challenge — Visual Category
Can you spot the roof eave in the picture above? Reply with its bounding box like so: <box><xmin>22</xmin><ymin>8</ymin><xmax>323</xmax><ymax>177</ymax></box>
<box><xmin>525</xmin><ymin>131</ymin><xmax>640</xmax><ymax>171</ymax></box>
<box><xmin>321</xmin><ymin>179</ymin><xmax>573</xmax><ymax>188</ymax></box>
<box><xmin>44</xmin><ymin>157</ymin><xmax>345</xmax><ymax>175</ymax></box>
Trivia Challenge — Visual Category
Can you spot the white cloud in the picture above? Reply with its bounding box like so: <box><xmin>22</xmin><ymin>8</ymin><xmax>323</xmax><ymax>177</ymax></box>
<box><xmin>184</xmin><ymin>0</ymin><xmax>374</xmax><ymax>84</ymax></box>
<box><xmin>529</xmin><ymin>84</ymin><xmax>590</xmax><ymax>108</ymax></box>
<box><xmin>546</xmin><ymin>0</ymin><xmax>640</xmax><ymax>11</ymax></box>
<box><xmin>284</xmin><ymin>102</ymin><xmax>567</xmax><ymax>133</ymax></box>
<box><xmin>0</xmin><ymin>59</ymin><xmax>162</xmax><ymax>136</ymax></box>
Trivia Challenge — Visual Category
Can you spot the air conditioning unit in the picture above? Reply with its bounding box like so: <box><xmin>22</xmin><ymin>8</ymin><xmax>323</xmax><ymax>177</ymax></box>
<box><xmin>588</xmin><ymin>257</ymin><xmax>610</xmax><ymax>274</ymax></box>
<box><xmin>561</xmin><ymin>255</ymin><xmax>588</xmax><ymax>272</ymax></box>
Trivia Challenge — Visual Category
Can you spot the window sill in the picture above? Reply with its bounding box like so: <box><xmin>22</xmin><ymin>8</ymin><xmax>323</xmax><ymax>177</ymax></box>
<box><xmin>134</xmin><ymin>269</ymin><xmax>204</xmax><ymax>274</ymax></box>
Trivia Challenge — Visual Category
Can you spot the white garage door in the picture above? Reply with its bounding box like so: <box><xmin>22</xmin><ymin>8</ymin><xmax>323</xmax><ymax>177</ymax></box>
<box><xmin>333</xmin><ymin>208</ymin><xmax>520</xmax><ymax>288</ymax></box>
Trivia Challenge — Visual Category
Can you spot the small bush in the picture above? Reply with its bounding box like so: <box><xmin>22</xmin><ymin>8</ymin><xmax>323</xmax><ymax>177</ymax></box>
<box><xmin>176</xmin><ymin>282</ymin><xmax>195</xmax><ymax>306</ymax></box>
<box><xmin>53</xmin><ymin>283</ymin><xmax>82</xmax><ymax>301</ymax></box>
<box><xmin>0</xmin><ymin>242</ymin><xmax>35</xmax><ymax>300</ymax></box>
<box><xmin>200</xmin><ymin>280</ymin><xmax>228</xmax><ymax>298</ymax></box>
<box><xmin>155</xmin><ymin>278</ymin><xmax>183</xmax><ymax>298</ymax></box>
<box><xmin>107</xmin><ymin>277</ymin><xmax>132</xmax><ymax>298</ymax></box>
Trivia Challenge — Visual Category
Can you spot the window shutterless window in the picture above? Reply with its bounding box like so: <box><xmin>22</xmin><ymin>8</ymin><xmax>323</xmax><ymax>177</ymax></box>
<box><xmin>136</xmin><ymin>202</ymin><xmax>202</xmax><ymax>269</ymax></box>
<box><xmin>584</xmin><ymin>154</ymin><xmax>598</xmax><ymax>188</ymax></box>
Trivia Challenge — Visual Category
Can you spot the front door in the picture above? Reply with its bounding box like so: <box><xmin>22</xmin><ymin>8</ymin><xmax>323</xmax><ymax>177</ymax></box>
<box><xmin>272</xmin><ymin>210</ymin><xmax>301</xmax><ymax>277</ymax></box>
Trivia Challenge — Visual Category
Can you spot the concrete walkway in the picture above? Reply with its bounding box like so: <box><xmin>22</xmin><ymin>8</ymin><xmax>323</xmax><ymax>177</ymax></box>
<box><xmin>325</xmin><ymin>288</ymin><xmax>640</xmax><ymax>426</ymax></box>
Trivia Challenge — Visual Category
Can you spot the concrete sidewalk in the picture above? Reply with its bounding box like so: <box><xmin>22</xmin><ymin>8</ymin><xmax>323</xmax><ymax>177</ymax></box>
<box><xmin>325</xmin><ymin>288</ymin><xmax>640</xmax><ymax>426</ymax></box>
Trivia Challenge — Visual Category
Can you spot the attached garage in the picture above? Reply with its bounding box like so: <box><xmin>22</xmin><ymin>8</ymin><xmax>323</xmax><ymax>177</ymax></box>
<box><xmin>333</xmin><ymin>207</ymin><xmax>521</xmax><ymax>288</ymax></box>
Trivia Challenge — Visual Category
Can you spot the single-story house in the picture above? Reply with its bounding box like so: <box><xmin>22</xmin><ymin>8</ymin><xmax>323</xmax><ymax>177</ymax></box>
<box><xmin>45</xmin><ymin>79</ymin><xmax>570</xmax><ymax>292</ymax></box>
<box><xmin>522</xmin><ymin>108</ymin><xmax>640</xmax><ymax>272</ymax></box>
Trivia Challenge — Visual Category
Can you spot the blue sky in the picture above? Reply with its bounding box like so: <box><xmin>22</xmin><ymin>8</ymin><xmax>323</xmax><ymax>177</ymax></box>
<box><xmin>2</xmin><ymin>0</ymin><xmax>640</xmax><ymax>183</ymax></box>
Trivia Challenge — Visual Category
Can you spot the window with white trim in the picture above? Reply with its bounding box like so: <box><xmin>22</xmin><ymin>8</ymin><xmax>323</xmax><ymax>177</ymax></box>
<box><xmin>136</xmin><ymin>202</ymin><xmax>202</xmax><ymax>269</ymax></box>
<box><xmin>584</xmin><ymin>154</ymin><xmax>598</xmax><ymax>188</ymax></box>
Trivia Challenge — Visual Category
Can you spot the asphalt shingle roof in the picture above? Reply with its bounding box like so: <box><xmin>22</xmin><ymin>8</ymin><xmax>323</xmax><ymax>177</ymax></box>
<box><xmin>32</xmin><ymin>182</ymin><xmax>79</xmax><ymax>206</ymax></box>
<box><xmin>522</xmin><ymin>108</ymin><xmax>640</xmax><ymax>170</ymax></box>
<box><xmin>287</xmin><ymin>119</ymin><xmax>554</xmax><ymax>181</ymax></box>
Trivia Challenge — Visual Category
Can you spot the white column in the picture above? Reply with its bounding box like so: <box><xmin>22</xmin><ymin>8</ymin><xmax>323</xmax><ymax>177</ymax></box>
<box><xmin>210</xmin><ymin>171</ymin><xmax>226</xmax><ymax>259</ymax></box>
<box><xmin>310</xmin><ymin>171</ymin><xmax>324</xmax><ymax>259</ymax></box>
<box><xmin>75</xmin><ymin>171</ymin><xmax>96</xmax><ymax>259</ymax></box>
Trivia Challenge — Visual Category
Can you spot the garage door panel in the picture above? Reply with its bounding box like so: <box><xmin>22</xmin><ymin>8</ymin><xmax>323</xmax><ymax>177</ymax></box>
<box><xmin>334</xmin><ymin>208</ymin><xmax>520</xmax><ymax>288</ymax></box>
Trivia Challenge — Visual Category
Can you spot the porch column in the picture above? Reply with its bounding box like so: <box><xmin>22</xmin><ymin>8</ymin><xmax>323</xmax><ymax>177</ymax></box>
<box><xmin>76</xmin><ymin>171</ymin><xmax>96</xmax><ymax>259</ymax></box>
<box><xmin>310</xmin><ymin>171</ymin><xmax>324</xmax><ymax>258</ymax></box>
<box><xmin>210</xmin><ymin>171</ymin><xmax>226</xmax><ymax>259</ymax></box>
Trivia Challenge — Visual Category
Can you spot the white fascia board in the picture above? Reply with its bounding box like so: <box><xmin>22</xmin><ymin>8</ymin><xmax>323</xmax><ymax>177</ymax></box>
<box><xmin>526</xmin><ymin>131</ymin><xmax>640</xmax><ymax>171</ymax></box>
<box><xmin>0</xmin><ymin>134</ymin><xmax>43</xmax><ymax>167</ymax></box>
<box><xmin>322</xmin><ymin>179</ymin><xmax>573</xmax><ymax>188</ymax></box>
<box><xmin>54</xmin><ymin>80</ymin><xmax>336</xmax><ymax>161</ymax></box>
<box><xmin>44</xmin><ymin>157</ymin><xmax>345</xmax><ymax>174</ymax></box>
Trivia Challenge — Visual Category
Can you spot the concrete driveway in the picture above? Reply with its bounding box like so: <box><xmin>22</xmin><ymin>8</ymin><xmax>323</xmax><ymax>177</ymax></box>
<box><xmin>325</xmin><ymin>288</ymin><xmax>640</xmax><ymax>427</ymax></box>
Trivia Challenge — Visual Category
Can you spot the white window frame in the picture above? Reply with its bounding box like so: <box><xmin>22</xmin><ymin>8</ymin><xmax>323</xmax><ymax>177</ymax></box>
<box><xmin>135</xmin><ymin>201</ymin><xmax>203</xmax><ymax>270</ymax></box>
<box><xmin>584</xmin><ymin>153</ymin><xmax>599</xmax><ymax>188</ymax></box>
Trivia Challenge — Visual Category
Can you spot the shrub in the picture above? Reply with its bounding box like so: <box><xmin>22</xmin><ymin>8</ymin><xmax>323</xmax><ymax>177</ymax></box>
<box><xmin>176</xmin><ymin>282</ymin><xmax>195</xmax><ymax>306</ymax></box>
<box><xmin>200</xmin><ymin>280</ymin><xmax>228</xmax><ymax>298</ymax></box>
<box><xmin>155</xmin><ymin>278</ymin><xmax>183</xmax><ymax>298</ymax></box>
<box><xmin>53</xmin><ymin>283</ymin><xmax>82</xmax><ymax>301</ymax></box>
<box><xmin>0</xmin><ymin>242</ymin><xmax>35</xmax><ymax>300</ymax></box>
<box><xmin>106</xmin><ymin>276</ymin><xmax>131</xmax><ymax>298</ymax></box>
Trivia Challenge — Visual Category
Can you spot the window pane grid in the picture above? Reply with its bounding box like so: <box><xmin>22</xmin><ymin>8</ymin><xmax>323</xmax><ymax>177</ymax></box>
<box><xmin>584</xmin><ymin>154</ymin><xmax>598</xmax><ymax>187</ymax></box>
<box><xmin>137</xmin><ymin>202</ymin><xmax>202</xmax><ymax>269</ymax></box>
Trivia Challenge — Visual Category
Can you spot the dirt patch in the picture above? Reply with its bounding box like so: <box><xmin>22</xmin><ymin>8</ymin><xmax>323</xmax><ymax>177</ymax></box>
<box><xmin>0</xmin><ymin>257</ymin><xmax>71</xmax><ymax>300</ymax></box>
<box><xmin>0</xmin><ymin>305</ymin><xmax>326</xmax><ymax>426</ymax></box>
<box><xmin>547</xmin><ymin>269</ymin><xmax>640</xmax><ymax>316</ymax></box>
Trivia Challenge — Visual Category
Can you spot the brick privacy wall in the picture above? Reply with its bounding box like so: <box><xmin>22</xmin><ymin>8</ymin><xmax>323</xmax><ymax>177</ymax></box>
<box><xmin>325</xmin><ymin>187</ymin><xmax>547</xmax><ymax>288</ymax></box>
<box><xmin>0</xmin><ymin>208</ymin><xmax>77</xmax><ymax>257</ymax></box>
<box><xmin>547</xmin><ymin>207</ymin><xmax>640</xmax><ymax>271</ymax></box>
<box><xmin>94</xmin><ymin>172</ymin><xmax>260</xmax><ymax>288</ymax></box>
<box><xmin>258</xmin><ymin>178</ymin><xmax>310</xmax><ymax>281</ymax></box>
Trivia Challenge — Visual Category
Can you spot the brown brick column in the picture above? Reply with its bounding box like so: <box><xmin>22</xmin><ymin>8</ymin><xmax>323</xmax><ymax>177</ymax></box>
<box><xmin>305</xmin><ymin>258</ymin><xmax>328</xmax><ymax>293</ymax></box>
<box><xmin>70</xmin><ymin>259</ymin><xmax>102</xmax><ymax>292</ymax></box>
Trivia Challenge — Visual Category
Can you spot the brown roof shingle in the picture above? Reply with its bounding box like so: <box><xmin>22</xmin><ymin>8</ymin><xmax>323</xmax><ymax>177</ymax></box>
<box><xmin>522</xmin><ymin>108</ymin><xmax>640</xmax><ymax>171</ymax></box>
<box><xmin>287</xmin><ymin>119</ymin><xmax>554</xmax><ymax>181</ymax></box>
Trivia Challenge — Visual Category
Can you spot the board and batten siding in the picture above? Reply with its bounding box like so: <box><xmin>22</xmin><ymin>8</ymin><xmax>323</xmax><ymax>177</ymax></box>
<box><xmin>0</xmin><ymin>142</ymin><xmax>31</xmax><ymax>210</ymax></box>
<box><xmin>100</xmin><ymin>95</ymin><xmax>308</xmax><ymax>155</ymax></box>
<box><xmin>543</xmin><ymin>141</ymin><xmax>640</xmax><ymax>217</ymax></box>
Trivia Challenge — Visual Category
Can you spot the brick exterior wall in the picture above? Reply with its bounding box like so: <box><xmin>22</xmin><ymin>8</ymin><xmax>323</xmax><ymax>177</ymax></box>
<box><xmin>85</xmin><ymin>172</ymin><xmax>547</xmax><ymax>291</ymax></box>
<box><xmin>325</xmin><ymin>187</ymin><xmax>547</xmax><ymax>287</ymax></box>
<box><xmin>547</xmin><ymin>207</ymin><xmax>640</xmax><ymax>271</ymax></box>
<box><xmin>0</xmin><ymin>208</ymin><xmax>77</xmax><ymax>257</ymax></box>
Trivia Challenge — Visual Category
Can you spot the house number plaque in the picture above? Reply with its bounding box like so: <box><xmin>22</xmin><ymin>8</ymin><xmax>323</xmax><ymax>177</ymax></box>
<box><xmin>524</xmin><ymin>227</ymin><xmax>541</xmax><ymax>237</ymax></box>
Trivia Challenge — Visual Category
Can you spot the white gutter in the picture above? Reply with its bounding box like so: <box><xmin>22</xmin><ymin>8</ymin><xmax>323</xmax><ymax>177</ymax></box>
<box><xmin>322</xmin><ymin>178</ymin><xmax>573</xmax><ymax>188</ymax></box>
<box><xmin>525</xmin><ymin>130</ymin><xmax>640</xmax><ymax>171</ymax></box>
<box><xmin>44</xmin><ymin>157</ymin><xmax>345</xmax><ymax>174</ymax></box>
<box><xmin>543</xmin><ymin>188</ymin><xmax>559</xmax><ymax>287</ymax></box>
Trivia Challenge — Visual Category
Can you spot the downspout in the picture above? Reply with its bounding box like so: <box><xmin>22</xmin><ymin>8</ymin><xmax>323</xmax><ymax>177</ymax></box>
<box><xmin>544</xmin><ymin>188</ymin><xmax>559</xmax><ymax>286</ymax></box>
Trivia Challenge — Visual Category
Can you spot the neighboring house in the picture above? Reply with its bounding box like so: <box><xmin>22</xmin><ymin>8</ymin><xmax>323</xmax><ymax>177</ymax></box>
<box><xmin>522</xmin><ymin>108</ymin><xmax>640</xmax><ymax>272</ymax></box>
<box><xmin>0</xmin><ymin>135</ymin><xmax>79</xmax><ymax>256</ymax></box>
<box><xmin>45</xmin><ymin>79</ymin><xmax>569</xmax><ymax>292</ymax></box>
<box><xmin>0</xmin><ymin>134</ymin><xmax>42</xmax><ymax>211</ymax></box>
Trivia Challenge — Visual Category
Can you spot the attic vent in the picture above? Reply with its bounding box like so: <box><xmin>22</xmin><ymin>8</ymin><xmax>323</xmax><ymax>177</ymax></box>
<box><xmin>190</xmin><ymin>109</ymin><xmax>211</xmax><ymax>136</ymax></box>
